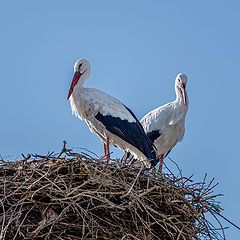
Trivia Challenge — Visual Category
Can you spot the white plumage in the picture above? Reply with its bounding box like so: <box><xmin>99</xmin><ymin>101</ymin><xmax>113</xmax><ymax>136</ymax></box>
<box><xmin>70</xmin><ymin>88</ymin><xmax>135</xmax><ymax>123</ymax></box>
<box><xmin>123</xmin><ymin>73</ymin><xmax>188</xmax><ymax>173</ymax></box>
<box><xmin>67</xmin><ymin>59</ymin><xmax>157</xmax><ymax>168</ymax></box>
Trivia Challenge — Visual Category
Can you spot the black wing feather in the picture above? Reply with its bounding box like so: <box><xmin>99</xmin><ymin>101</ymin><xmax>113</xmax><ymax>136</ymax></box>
<box><xmin>95</xmin><ymin>108</ymin><xmax>157</xmax><ymax>167</ymax></box>
<box><xmin>146</xmin><ymin>130</ymin><xmax>161</xmax><ymax>142</ymax></box>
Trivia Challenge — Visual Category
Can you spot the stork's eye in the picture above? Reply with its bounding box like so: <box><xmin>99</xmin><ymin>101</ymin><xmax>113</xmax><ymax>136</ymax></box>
<box><xmin>77</xmin><ymin>63</ymin><xmax>83</xmax><ymax>71</ymax></box>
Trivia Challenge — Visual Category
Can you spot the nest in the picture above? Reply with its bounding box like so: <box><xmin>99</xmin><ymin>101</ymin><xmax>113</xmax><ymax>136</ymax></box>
<box><xmin>0</xmin><ymin>143</ymin><xmax>226</xmax><ymax>240</ymax></box>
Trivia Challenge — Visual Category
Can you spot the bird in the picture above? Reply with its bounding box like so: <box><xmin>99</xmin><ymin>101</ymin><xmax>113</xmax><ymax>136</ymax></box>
<box><xmin>67</xmin><ymin>59</ymin><xmax>158</xmax><ymax>169</ymax></box>
<box><xmin>122</xmin><ymin>73</ymin><xmax>188</xmax><ymax>174</ymax></box>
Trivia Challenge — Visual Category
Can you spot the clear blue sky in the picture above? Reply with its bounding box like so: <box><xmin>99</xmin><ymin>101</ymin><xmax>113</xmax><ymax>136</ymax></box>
<box><xmin>1</xmin><ymin>0</ymin><xmax>240</xmax><ymax>238</ymax></box>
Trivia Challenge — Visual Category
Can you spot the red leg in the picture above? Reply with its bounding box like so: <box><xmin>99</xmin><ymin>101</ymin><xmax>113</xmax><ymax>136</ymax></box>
<box><xmin>158</xmin><ymin>154</ymin><xmax>164</xmax><ymax>174</ymax></box>
<box><xmin>103</xmin><ymin>142</ymin><xmax>107</xmax><ymax>156</ymax></box>
<box><xmin>106</xmin><ymin>137</ymin><xmax>110</xmax><ymax>162</ymax></box>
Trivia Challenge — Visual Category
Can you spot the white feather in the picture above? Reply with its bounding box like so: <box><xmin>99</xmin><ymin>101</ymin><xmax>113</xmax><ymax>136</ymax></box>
<box><xmin>70</xmin><ymin>88</ymin><xmax>136</xmax><ymax>123</ymax></box>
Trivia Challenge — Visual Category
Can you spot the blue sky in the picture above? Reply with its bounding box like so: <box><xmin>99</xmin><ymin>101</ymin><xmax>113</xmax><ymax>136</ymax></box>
<box><xmin>1</xmin><ymin>0</ymin><xmax>240</xmax><ymax>238</ymax></box>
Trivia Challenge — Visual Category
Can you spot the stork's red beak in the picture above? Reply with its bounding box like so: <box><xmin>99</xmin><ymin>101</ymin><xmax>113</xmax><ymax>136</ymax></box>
<box><xmin>67</xmin><ymin>71</ymin><xmax>81</xmax><ymax>100</ymax></box>
<box><xmin>180</xmin><ymin>84</ymin><xmax>187</xmax><ymax>106</ymax></box>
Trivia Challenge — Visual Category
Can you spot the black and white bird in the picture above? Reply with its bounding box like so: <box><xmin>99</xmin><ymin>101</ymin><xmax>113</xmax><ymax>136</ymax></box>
<box><xmin>123</xmin><ymin>73</ymin><xmax>188</xmax><ymax>173</ymax></box>
<box><xmin>67</xmin><ymin>59</ymin><xmax>157</xmax><ymax>168</ymax></box>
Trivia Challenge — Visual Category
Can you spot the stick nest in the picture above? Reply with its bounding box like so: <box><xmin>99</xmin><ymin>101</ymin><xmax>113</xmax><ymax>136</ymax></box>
<box><xmin>0</xmin><ymin>144</ymin><xmax>225</xmax><ymax>240</ymax></box>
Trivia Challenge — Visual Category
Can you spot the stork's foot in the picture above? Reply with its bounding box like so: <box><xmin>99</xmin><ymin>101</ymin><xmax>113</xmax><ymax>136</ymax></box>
<box><xmin>158</xmin><ymin>154</ymin><xmax>164</xmax><ymax>175</ymax></box>
<box><xmin>152</xmin><ymin>168</ymin><xmax>157</xmax><ymax>176</ymax></box>
<box><xmin>104</xmin><ymin>154</ymin><xmax>110</xmax><ymax>163</ymax></box>
<box><xmin>158</xmin><ymin>166</ymin><xmax>163</xmax><ymax>175</ymax></box>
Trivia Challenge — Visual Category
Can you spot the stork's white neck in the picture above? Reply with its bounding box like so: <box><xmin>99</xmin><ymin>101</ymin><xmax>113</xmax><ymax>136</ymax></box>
<box><xmin>70</xmin><ymin>72</ymin><xmax>89</xmax><ymax>120</ymax></box>
<box><xmin>73</xmin><ymin>69</ymin><xmax>89</xmax><ymax>98</ymax></box>
<box><xmin>74</xmin><ymin>70</ymin><xmax>90</xmax><ymax>93</ymax></box>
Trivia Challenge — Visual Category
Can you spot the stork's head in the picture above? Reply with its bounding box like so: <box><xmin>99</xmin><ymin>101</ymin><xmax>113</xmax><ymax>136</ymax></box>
<box><xmin>67</xmin><ymin>59</ymin><xmax>91</xmax><ymax>100</ymax></box>
<box><xmin>175</xmin><ymin>73</ymin><xmax>187</xmax><ymax>106</ymax></box>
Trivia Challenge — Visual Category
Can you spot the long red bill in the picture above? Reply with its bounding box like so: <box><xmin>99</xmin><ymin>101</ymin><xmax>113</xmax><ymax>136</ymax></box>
<box><xmin>180</xmin><ymin>85</ymin><xmax>187</xmax><ymax>106</ymax></box>
<box><xmin>67</xmin><ymin>72</ymin><xmax>81</xmax><ymax>100</ymax></box>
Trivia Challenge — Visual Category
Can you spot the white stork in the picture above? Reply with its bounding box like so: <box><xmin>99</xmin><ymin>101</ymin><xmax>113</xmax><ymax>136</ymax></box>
<box><xmin>123</xmin><ymin>73</ymin><xmax>188</xmax><ymax>173</ymax></box>
<box><xmin>67</xmin><ymin>59</ymin><xmax>157</xmax><ymax>168</ymax></box>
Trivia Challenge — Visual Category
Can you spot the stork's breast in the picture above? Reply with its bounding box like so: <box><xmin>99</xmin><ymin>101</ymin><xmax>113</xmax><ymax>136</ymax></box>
<box><xmin>154</xmin><ymin>123</ymin><xmax>185</xmax><ymax>155</ymax></box>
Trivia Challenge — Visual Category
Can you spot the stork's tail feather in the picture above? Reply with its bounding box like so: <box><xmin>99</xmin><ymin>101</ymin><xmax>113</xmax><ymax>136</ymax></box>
<box><xmin>121</xmin><ymin>147</ymin><xmax>157</xmax><ymax>169</ymax></box>
<box><xmin>121</xmin><ymin>151</ymin><xmax>136</xmax><ymax>165</ymax></box>
<box><xmin>144</xmin><ymin>137</ymin><xmax>158</xmax><ymax>167</ymax></box>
